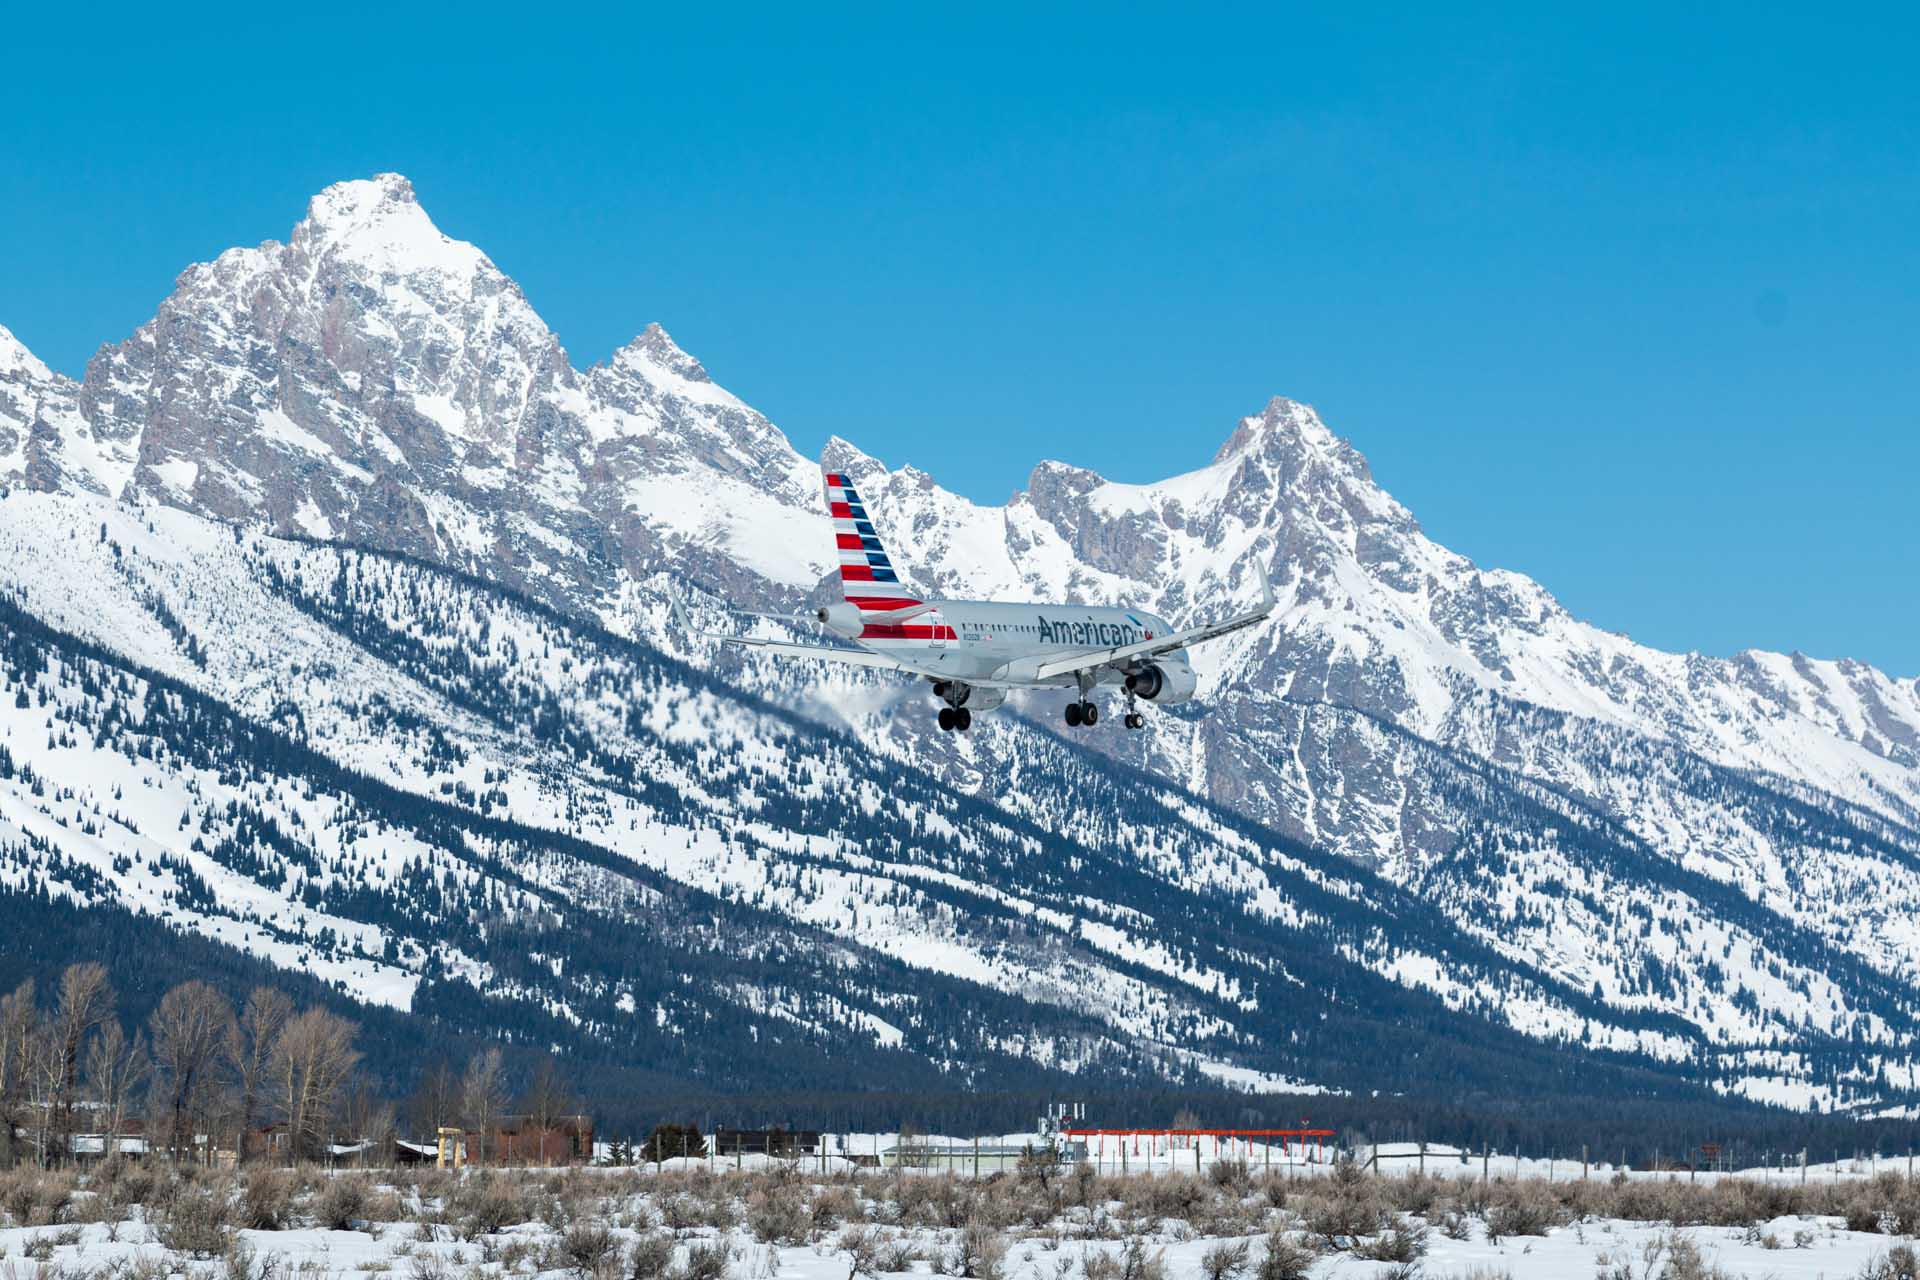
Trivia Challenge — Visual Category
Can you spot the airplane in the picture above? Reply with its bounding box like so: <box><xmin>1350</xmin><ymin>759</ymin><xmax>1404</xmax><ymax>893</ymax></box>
<box><xmin>684</xmin><ymin>468</ymin><xmax>1275</xmax><ymax>732</ymax></box>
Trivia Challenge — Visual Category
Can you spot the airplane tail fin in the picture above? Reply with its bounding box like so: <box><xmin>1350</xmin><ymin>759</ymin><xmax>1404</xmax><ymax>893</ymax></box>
<box><xmin>824</xmin><ymin>469</ymin><xmax>924</xmax><ymax>613</ymax></box>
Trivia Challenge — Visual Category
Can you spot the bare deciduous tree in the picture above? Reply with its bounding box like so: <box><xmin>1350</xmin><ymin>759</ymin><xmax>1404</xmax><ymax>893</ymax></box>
<box><xmin>343</xmin><ymin>1079</ymin><xmax>396</xmax><ymax>1166</ymax></box>
<box><xmin>227</xmin><ymin>986</ymin><xmax>292</xmax><ymax>1162</ymax></box>
<box><xmin>408</xmin><ymin>1055</ymin><xmax>459</xmax><ymax>1138</ymax></box>
<box><xmin>84</xmin><ymin>1019</ymin><xmax>149</xmax><ymax>1157</ymax></box>
<box><xmin>268</xmin><ymin>1008</ymin><xmax>361</xmax><ymax>1162</ymax></box>
<box><xmin>0</xmin><ymin>980</ymin><xmax>36</xmax><ymax>1166</ymax></box>
<box><xmin>460</xmin><ymin>1046</ymin><xmax>507</xmax><ymax>1164</ymax></box>
<box><xmin>33</xmin><ymin>963</ymin><xmax>115</xmax><ymax>1163</ymax></box>
<box><xmin>150</xmin><ymin>980</ymin><xmax>237</xmax><ymax>1162</ymax></box>
<box><xmin>514</xmin><ymin>1057</ymin><xmax>577</xmax><ymax>1166</ymax></box>
<box><xmin>517</xmin><ymin>1057</ymin><xmax>575</xmax><ymax>1134</ymax></box>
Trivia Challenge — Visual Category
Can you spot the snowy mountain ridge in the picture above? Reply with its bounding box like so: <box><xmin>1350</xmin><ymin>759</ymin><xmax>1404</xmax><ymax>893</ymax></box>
<box><xmin>3</xmin><ymin>174</ymin><xmax>1919</xmax><ymax>1111</ymax></box>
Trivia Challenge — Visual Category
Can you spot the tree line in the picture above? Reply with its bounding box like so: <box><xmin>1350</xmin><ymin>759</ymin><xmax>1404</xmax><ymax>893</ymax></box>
<box><xmin>0</xmin><ymin>963</ymin><xmax>592</xmax><ymax>1170</ymax></box>
<box><xmin>0</xmin><ymin>964</ymin><xmax>362</xmax><ymax>1166</ymax></box>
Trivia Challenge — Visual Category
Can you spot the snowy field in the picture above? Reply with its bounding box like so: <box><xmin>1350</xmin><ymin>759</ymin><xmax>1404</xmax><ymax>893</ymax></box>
<box><xmin>711</xmin><ymin>1135</ymin><xmax>1920</xmax><ymax>1189</ymax></box>
<box><xmin>5</xmin><ymin>1159</ymin><xmax>1920</xmax><ymax>1280</ymax></box>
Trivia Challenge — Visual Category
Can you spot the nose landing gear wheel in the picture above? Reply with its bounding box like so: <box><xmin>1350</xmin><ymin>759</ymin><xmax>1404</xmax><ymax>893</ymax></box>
<box><xmin>954</xmin><ymin>708</ymin><xmax>972</xmax><ymax>731</ymax></box>
<box><xmin>1125</xmin><ymin>712</ymin><xmax>1144</xmax><ymax>729</ymax></box>
<box><xmin>938</xmin><ymin>707</ymin><xmax>956</xmax><ymax>731</ymax></box>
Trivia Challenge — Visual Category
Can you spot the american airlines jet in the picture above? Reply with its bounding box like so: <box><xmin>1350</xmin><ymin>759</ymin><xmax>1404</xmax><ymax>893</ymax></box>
<box><xmin>687</xmin><ymin>469</ymin><xmax>1275</xmax><ymax>732</ymax></box>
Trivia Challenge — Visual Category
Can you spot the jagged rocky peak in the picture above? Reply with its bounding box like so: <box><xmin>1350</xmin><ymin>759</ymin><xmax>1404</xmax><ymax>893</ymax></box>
<box><xmin>0</xmin><ymin>324</ymin><xmax>54</xmax><ymax>383</ymax></box>
<box><xmin>1025</xmin><ymin>457</ymin><xmax>1104</xmax><ymax>499</ymax></box>
<box><xmin>613</xmin><ymin>323</ymin><xmax>713</xmax><ymax>384</ymax></box>
<box><xmin>0</xmin><ymin>326</ymin><xmax>44</xmax><ymax>476</ymax></box>
<box><xmin>307</xmin><ymin>170</ymin><xmax>419</xmax><ymax>223</ymax></box>
<box><xmin>289</xmin><ymin>173</ymin><xmax>492</xmax><ymax>279</ymax></box>
<box><xmin>821</xmin><ymin>435</ymin><xmax>889</xmax><ymax>487</ymax></box>
<box><xmin>1214</xmin><ymin>395</ymin><xmax>1337</xmax><ymax>462</ymax></box>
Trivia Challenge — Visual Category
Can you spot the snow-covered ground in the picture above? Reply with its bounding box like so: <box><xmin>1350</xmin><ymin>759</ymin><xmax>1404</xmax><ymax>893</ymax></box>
<box><xmin>0</xmin><ymin>1195</ymin><xmax>1908</xmax><ymax>1280</ymax></box>
<box><xmin>644</xmin><ymin>1134</ymin><xmax>1920</xmax><ymax>1189</ymax></box>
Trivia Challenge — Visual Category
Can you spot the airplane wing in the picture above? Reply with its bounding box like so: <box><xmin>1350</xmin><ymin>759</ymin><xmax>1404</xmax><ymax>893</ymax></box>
<box><xmin>1030</xmin><ymin>561</ymin><xmax>1275</xmax><ymax>682</ymax></box>
<box><xmin>710</xmin><ymin>632</ymin><xmax>919</xmax><ymax>672</ymax></box>
<box><xmin>673</xmin><ymin>598</ymin><xmax>921</xmax><ymax>673</ymax></box>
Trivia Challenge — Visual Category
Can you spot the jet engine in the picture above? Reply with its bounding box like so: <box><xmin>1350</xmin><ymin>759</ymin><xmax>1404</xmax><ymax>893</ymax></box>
<box><xmin>931</xmin><ymin>681</ymin><xmax>1006</xmax><ymax>712</ymax></box>
<box><xmin>815</xmin><ymin>602</ymin><xmax>865</xmax><ymax>639</ymax></box>
<box><xmin>1125</xmin><ymin>660</ymin><xmax>1198</xmax><ymax>704</ymax></box>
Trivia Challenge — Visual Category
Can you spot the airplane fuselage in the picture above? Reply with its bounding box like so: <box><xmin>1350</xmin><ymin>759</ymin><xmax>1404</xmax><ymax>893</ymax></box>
<box><xmin>852</xmin><ymin>598</ymin><xmax>1185</xmax><ymax>686</ymax></box>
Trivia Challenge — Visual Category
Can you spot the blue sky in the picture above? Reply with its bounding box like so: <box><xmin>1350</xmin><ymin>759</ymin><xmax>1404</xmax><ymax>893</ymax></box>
<box><xmin>5</xmin><ymin>4</ymin><xmax>1916</xmax><ymax>672</ymax></box>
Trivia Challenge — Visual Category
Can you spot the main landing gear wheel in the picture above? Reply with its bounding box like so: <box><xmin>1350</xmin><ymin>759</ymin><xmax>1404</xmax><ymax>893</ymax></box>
<box><xmin>955</xmin><ymin>708</ymin><xmax>972</xmax><ymax>731</ymax></box>
<box><xmin>1064</xmin><ymin>701</ymin><xmax>1098</xmax><ymax>727</ymax></box>
<box><xmin>938</xmin><ymin>707</ymin><xmax>956</xmax><ymax>731</ymax></box>
<box><xmin>1064</xmin><ymin>702</ymin><xmax>1082</xmax><ymax>727</ymax></box>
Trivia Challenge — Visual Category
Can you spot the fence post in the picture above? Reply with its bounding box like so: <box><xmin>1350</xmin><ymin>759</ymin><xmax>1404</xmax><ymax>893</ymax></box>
<box><xmin>1583</xmin><ymin>1145</ymin><xmax>1589</xmax><ymax>1181</ymax></box>
<box><xmin>1419</xmin><ymin>1142</ymin><xmax>1425</xmax><ymax>1176</ymax></box>
<box><xmin>1481</xmin><ymin>1142</ymin><xmax>1488</xmax><ymax>1184</ymax></box>
<box><xmin>973</xmin><ymin>1134</ymin><xmax>979</xmax><ymax>1180</ymax></box>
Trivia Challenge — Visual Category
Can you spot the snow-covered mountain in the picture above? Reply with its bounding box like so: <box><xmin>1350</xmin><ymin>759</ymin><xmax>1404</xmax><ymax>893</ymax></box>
<box><xmin>3</xmin><ymin>174</ymin><xmax>1919</xmax><ymax>1111</ymax></box>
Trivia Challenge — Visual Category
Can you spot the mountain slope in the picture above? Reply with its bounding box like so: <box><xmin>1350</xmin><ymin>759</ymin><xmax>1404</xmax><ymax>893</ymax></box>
<box><xmin>0</xmin><ymin>491</ymin><xmax>1799</xmax><ymax>1103</ymax></box>
<box><xmin>3</xmin><ymin>173</ymin><xmax>1919</xmax><ymax>1111</ymax></box>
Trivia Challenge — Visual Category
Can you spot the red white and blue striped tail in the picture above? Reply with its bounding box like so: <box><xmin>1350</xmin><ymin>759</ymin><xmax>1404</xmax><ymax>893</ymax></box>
<box><xmin>824</xmin><ymin>470</ymin><xmax>924</xmax><ymax>614</ymax></box>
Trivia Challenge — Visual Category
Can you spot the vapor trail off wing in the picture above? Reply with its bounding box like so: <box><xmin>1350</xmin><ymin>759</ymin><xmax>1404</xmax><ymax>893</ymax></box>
<box><xmin>1030</xmin><ymin>562</ymin><xmax>1275</xmax><ymax>681</ymax></box>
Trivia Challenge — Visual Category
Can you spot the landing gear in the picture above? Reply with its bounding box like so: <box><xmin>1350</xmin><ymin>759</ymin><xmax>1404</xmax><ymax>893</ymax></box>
<box><xmin>1064</xmin><ymin>669</ymin><xmax>1101</xmax><ymax>728</ymax></box>
<box><xmin>936</xmin><ymin>706</ymin><xmax>973</xmax><ymax>732</ymax></box>
<box><xmin>1123</xmin><ymin>688</ymin><xmax>1145</xmax><ymax>730</ymax></box>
